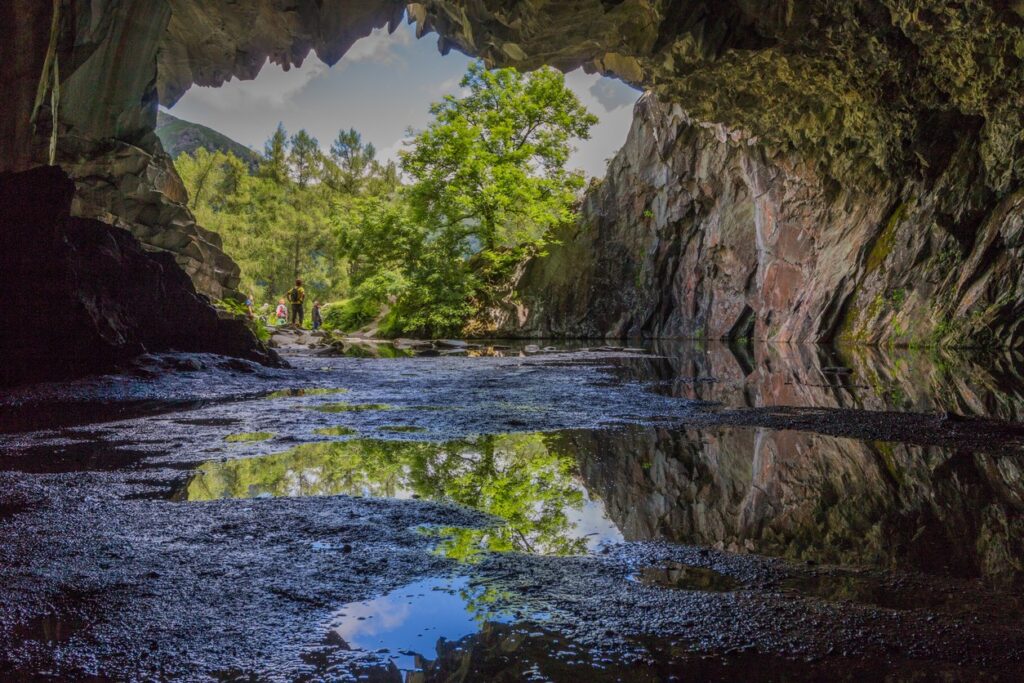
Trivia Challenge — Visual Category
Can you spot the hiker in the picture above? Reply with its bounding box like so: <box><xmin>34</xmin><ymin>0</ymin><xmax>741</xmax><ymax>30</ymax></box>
<box><xmin>286</xmin><ymin>279</ymin><xmax>306</xmax><ymax>327</ymax></box>
<box><xmin>244</xmin><ymin>293</ymin><xmax>255</xmax><ymax>319</ymax></box>
<box><xmin>275</xmin><ymin>299</ymin><xmax>287</xmax><ymax>325</ymax></box>
<box><xmin>311</xmin><ymin>301</ymin><xmax>323</xmax><ymax>330</ymax></box>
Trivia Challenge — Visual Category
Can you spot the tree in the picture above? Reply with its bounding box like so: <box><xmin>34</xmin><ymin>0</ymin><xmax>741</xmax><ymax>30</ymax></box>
<box><xmin>329</xmin><ymin>128</ymin><xmax>378</xmax><ymax>195</ymax></box>
<box><xmin>175</xmin><ymin>147</ymin><xmax>223</xmax><ymax>210</ymax></box>
<box><xmin>401</xmin><ymin>61</ymin><xmax>597</xmax><ymax>252</ymax></box>
<box><xmin>344</xmin><ymin>61</ymin><xmax>599</xmax><ymax>336</ymax></box>
<box><xmin>288</xmin><ymin>129</ymin><xmax>322</xmax><ymax>189</ymax></box>
<box><xmin>259</xmin><ymin>123</ymin><xmax>289</xmax><ymax>183</ymax></box>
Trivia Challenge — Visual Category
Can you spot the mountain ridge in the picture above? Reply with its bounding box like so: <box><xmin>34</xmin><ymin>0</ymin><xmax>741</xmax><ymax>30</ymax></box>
<box><xmin>156</xmin><ymin>110</ymin><xmax>260</xmax><ymax>169</ymax></box>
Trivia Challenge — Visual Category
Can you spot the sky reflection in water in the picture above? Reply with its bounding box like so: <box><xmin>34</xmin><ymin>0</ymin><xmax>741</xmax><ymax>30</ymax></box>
<box><xmin>331</xmin><ymin>577</ymin><xmax>519</xmax><ymax>674</ymax></box>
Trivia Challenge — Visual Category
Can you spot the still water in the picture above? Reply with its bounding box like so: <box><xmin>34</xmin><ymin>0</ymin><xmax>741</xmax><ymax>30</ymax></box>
<box><xmin>177</xmin><ymin>422</ymin><xmax>1024</xmax><ymax>589</ymax></box>
<box><xmin>4</xmin><ymin>341</ymin><xmax>1024</xmax><ymax>680</ymax></box>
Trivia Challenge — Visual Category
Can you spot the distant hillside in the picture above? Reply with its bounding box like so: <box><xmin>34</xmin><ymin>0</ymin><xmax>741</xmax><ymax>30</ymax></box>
<box><xmin>156</xmin><ymin>111</ymin><xmax>260</xmax><ymax>169</ymax></box>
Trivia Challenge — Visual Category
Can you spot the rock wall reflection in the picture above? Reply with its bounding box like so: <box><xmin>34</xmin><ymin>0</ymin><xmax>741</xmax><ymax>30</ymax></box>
<box><xmin>561</xmin><ymin>426</ymin><xmax>1024</xmax><ymax>589</ymax></box>
<box><xmin>616</xmin><ymin>342</ymin><xmax>1024</xmax><ymax>419</ymax></box>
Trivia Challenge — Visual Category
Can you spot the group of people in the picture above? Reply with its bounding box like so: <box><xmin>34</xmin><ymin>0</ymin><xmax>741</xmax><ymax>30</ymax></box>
<box><xmin>245</xmin><ymin>278</ymin><xmax>323</xmax><ymax>330</ymax></box>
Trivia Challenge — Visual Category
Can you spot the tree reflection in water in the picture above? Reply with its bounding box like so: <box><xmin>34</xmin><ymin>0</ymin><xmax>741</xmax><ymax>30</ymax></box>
<box><xmin>179</xmin><ymin>434</ymin><xmax>621</xmax><ymax>558</ymax></box>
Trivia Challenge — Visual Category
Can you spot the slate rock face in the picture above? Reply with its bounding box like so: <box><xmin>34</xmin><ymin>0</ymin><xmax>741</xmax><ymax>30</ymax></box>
<box><xmin>494</xmin><ymin>95</ymin><xmax>1024</xmax><ymax>347</ymax></box>
<box><xmin>0</xmin><ymin>167</ymin><xmax>279</xmax><ymax>386</ymax></box>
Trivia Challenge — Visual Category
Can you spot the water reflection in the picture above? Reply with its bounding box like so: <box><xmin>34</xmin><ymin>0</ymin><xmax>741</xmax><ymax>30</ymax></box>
<box><xmin>177</xmin><ymin>424</ymin><xmax>1024</xmax><ymax>587</ymax></box>
<box><xmin>177</xmin><ymin>435</ymin><xmax>623</xmax><ymax>557</ymax></box>
<box><xmin>319</xmin><ymin>609</ymin><xmax>976</xmax><ymax>683</ymax></box>
<box><xmin>330</xmin><ymin>577</ymin><xmax>519</xmax><ymax>675</ymax></box>
<box><xmin>566</xmin><ymin>426</ymin><xmax>1024</xmax><ymax>589</ymax></box>
<box><xmin>635</xmin><ymin>563</ymin><xmax>738</xmax><ymax>592</ymax></box>
<box><xmin>617</xmin><ymin>341</ymin><xmax>1024</xmax><ymax>419</ymax></box>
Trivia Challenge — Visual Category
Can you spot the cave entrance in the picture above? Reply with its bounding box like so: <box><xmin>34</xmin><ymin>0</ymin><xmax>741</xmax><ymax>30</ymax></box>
<box><xmin>159</xmin><ymin>17</ymin><xmax>639</xmax><ymax>339</ymax></box>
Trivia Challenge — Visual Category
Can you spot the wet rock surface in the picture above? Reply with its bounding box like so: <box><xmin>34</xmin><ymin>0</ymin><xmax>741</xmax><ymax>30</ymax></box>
<box><xmin>2</xmin><ymin>343</ymin><xmax>1024</xmax><ymax>680</ymax></box>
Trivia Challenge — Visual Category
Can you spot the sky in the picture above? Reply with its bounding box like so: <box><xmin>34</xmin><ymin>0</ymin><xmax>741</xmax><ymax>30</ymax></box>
<box><xmin>166</xmin><ymin>20</ymin><xmax>641</xmax><ymax>179</ymax></box>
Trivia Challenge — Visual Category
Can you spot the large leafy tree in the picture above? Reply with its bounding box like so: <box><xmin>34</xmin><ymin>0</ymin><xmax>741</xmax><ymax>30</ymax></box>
<box><xmin>401</xmin><ymin>61</ymin><xmax>597</xmax><ymax>252</ymax></box>
<box><xmin>343</xmin><ymin>62</ymin><xmax>597</xmax><ymax>336</ymax></box>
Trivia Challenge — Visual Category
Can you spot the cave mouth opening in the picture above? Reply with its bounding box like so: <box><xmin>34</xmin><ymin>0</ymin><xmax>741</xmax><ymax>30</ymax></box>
<box><xmin>158</xmin><ymin>17</ymin><xmax>640</xmax><ymax>340</ymax></box>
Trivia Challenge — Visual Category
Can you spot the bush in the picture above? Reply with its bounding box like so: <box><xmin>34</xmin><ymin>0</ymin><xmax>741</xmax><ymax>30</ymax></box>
<box><xmin>322</xmin><ymin>298</ymin><xmax>377</xmax><ymax>332</ymax></box>
<box><xmin>214</xmin><ymin>297</ymin><xmax>270</xmax><ymax>342</ymax></box>
<box><xmin>322</xmin><ymin>269</ymin><xmax>408</xmax><ymax>332</ymax></box>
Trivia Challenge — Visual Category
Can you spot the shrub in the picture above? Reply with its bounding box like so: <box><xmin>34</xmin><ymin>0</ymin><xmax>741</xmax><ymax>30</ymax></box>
<box><xmin>215</xmin><ymin>297</ymin><xmax>269</xmax><ymax>342</ymax></box>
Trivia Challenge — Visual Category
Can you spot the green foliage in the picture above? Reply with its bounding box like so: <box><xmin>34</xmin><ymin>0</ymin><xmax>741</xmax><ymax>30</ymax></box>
<box><xmin>332</xmin><ymin>62</ymin><xmax>596</xmax><ymax>337</ymax></box>
<box><xmin>322</xmin><ymin>270</ymin><xmax>408</xmax><ymax>332</ymax></box>
<box><xmin>213</xmin><ymin>297</ymin><xmax>270</xmax><ymax>342</ymax></box>
<box><xmin>181</xmin><ymin>434</ymin><xmax>594</xmax><ymax>557</ymax></box>
<box><xmin>175</xmin><ymin>61</ymin><xmax>595</xmax><ymax>336</ymax></box>
<box><xmin>402</xmin><ymin>62</ymin><xmax>596</xmax><ymax>252</ymax></box>
<box><xmin>177</xmin><ymin>124</ymin><xmax>357</xmax><ymax>306</ymax></box>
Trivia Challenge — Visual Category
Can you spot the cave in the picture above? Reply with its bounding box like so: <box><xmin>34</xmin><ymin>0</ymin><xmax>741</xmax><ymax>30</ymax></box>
<box><xmin>4</xmin><ymin>0</ymin><xmax>1024</xmax><ymax>380</ymax></box>
<box><xmin>3</xmin><ymin>1</ymin><xmax>1024</xmax><ymax>680</ymax></box>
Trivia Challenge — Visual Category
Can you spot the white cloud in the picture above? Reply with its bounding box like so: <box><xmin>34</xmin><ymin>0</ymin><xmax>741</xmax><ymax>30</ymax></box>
<box><xmin>342</xmin><ymin>25</ymin><xmax>413</xmax><ymax>64</ymax></box>
<box><xmin>422</xmin><ymin>75</ymin><xmax>463</xmax><ymax>97</ymax></box>
<box><xmin>183</xmin><ymin>57</ymin><xmax>329</xmax><ymax>110</ymax></box>
<box><xmin>589</xmin><ymin>77</ymin><xmax>640</xmax><ymax>112</ymax></box>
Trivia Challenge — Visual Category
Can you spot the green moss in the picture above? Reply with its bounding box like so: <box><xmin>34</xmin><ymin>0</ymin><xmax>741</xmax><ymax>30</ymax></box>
<box><xmin>889</xmin><ymin>288</ymin><xmax>906</xmax><ymax>309</ymax></box>
<box><xmin>309</xmin><ymin>403</ymin><xmax>392</xmax><ymax>413</ymax></box>
<box><xmin>224</xmin><ymin>432</ymin><xmax>274</xmax><ymax>443</ymax></box>
<box><xmin>865</xmin><ymin>202</ymin><xmax>907</xmax><ymax>274</ymax></box>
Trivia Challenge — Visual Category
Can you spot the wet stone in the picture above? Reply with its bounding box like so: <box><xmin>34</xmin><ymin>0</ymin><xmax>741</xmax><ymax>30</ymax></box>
<box><xmin>635</xmin><ymin>563</ymin><xmax>740</xmax><ymax>592</ymax></box>
<box><xmin>264</xmin><ymin>387</ymin><xmax>349</xmax><ymax>399</ymax></box>
<box><xmin>310</xmin><ymin>403</ymin><xmax>392</xmax><ymax>413</ymax></box>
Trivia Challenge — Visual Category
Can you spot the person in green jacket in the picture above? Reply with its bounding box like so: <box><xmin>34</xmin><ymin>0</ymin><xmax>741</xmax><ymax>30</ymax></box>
<box><xmin>286</xmin><ymin>279</ymin><xmax>306</xmax><ymax>327</ymax></box>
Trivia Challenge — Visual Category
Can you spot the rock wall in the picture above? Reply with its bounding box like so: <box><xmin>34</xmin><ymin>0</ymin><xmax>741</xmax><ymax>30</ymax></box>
<box><xmin>499</xmin><ymin>94</ymin><xmax>1024</xmax><ymax>347</ymax></box>
<box><xmin>0</xmin><ymin>167</ymin><xmax>279</xmax><ymax>386</ymax></box>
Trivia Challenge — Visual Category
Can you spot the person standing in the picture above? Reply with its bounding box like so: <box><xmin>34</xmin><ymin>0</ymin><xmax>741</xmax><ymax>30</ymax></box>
<box><xmin>275</xmin><ymin>299</ymin><xmax>287</xmax><ymax>325</ymax></box>
<box><xmin>286</xmin><ymin>279</ymin><xmax>306</xmax><ymax>327</ymax></box>
<box><xmin>311</xmin><ymin>301</ymin><xmax>323</xmax><ymax>330</ymax></box>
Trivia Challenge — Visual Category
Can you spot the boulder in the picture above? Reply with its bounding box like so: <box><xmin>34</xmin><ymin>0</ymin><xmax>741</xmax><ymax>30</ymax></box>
<box><xmin>0</xmin><ymin>167</ymin><xmax>280</xmax><ymax>386</ymax></box>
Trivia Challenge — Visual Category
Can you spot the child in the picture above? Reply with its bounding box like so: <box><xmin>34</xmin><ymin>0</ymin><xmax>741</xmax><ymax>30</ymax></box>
<box><xmin>311</xmin><ymin>301</ymin><xmax>323</xmax><ymax>330</ymax></box>
<box><xmin>275</xmin><ymin>299</ymin><xmax>287</xmax><ymax>325</ymax></box>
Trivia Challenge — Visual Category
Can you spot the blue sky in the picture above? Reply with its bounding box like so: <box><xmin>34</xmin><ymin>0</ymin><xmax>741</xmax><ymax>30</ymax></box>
<box><xmin>166</xmin><ymin>20</ymin><xmax>640</xmax><ymax>179</ymax></box>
